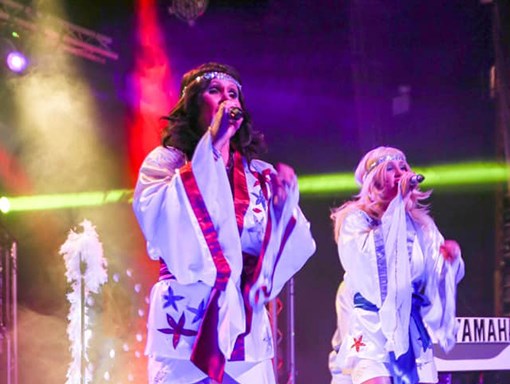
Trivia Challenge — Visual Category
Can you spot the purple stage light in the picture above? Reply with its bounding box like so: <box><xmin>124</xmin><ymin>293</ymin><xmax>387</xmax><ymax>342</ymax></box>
<box><xmin>6</xmin><ymin>51</ymin><xmax>28</xmax><ymax>73</ymax></box>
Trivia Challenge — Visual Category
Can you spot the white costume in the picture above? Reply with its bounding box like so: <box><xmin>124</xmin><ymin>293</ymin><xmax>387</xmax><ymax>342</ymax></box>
<box><xmin>133</xmin><ymin>131</ymin><xmax>316</xmax><ymax>383</ymax></box>
<box><xmin>329</xmin><ymin>281</ymin><xmax>354</xmax><ymax>384</ymax></box>
<box><xmin>329</xmin><ymin>193</ymin><xmax>464</xmax><ymax>384</ymax></box>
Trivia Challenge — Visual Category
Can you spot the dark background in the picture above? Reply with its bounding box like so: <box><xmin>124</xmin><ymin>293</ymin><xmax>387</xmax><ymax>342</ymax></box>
<box><xmin>0</xmin><ymin>0</ymin><xmax>505</xmax><ymax>383</ymax></box>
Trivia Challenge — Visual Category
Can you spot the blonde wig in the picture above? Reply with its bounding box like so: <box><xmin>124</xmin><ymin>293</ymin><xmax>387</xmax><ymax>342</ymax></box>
<box><xmin>331</xmin><ymin>146</ymin><xmax>432</xmax><ymax>241</ymax></box>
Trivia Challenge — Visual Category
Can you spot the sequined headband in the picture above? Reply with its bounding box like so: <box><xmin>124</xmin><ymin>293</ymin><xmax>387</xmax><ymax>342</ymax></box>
<box><xmin>181</xmin><ymin>71</ymin><xmax>242</xmax><ymax>97</ymax></box>
<box><xmin>366</xmin><ymin>154</ymin><xmax>406</xmax><ymax>176</ymax></box>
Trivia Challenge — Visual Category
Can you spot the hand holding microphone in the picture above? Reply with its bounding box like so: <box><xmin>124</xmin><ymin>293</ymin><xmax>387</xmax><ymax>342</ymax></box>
<box><xmin>400</xmin><ymin>172</ymin><xmax>425</xmax><ymax>197</ymax></box>
<box><xmin>211</xmin><ymin>103</ymin><xmax>244</xmax><ymax>153</ymax></box>
<box><xmin>229</xmin><ymin>106</ymin><xmax>244</xmax><ymax>121</ymax></box>
<box><xmin>410</xmin><ymin>173</ymin><xmax>425</xmax><ymax>186</ymax></box>
<box><xmin>271</xmin><ymin>163</ymin><xmax>297</xmax><ymax>222</ymax></box>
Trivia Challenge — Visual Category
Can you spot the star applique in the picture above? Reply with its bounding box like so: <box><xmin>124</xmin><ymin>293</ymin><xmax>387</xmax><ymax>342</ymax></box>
<box><xmin>186</xmin><ymin>300</ymin><xmax>206</xmax><ymax>324</ymax></box>
<box><xmin>162</xmin><ymin>286</ymin><xmax>185</xmax><ymax>311</ymax></box>
<box><xmin>157</xmin><ymin>313</ymin><xmax>198</xmax><ymax>349</ymax></box>
<box><xmin>252</xmin><ymin>169</ymin><xmax>272</xmax><ymax>187</ymax></box>
<box><xmin>251</xmin><ymin>189</ymin><xmax>266</xmax><ymax>209</ymax></box>
<box><xmin>350</xmin><ymin>335</ymin><xmax>366</xmax><ymax>352</ymax></box>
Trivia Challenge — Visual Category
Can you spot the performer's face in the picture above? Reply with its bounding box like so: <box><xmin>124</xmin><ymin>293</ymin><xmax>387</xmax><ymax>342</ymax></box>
<box><xmin>198</xmin><ymin>78</ymin><xmax>241</xmax><ymax>130</ymax></box>
<box><xmin>381</xmin><ymin>159</ymin><xmax>409</xmax><ymax>199</ymax></box>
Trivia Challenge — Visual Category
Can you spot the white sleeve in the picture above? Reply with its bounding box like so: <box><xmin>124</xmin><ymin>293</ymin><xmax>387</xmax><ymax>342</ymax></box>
<box><xmin>337</xmin><ymin>211</ymin><xmax>382</xmax><ymax>308</ymax></box>
<box><xmin>420</xmin><ymin>220</ymin><xmax>465</xmax><ymax>352</ymax></box>
<box><xmin>132</xmin><ymin>131</ymin><xmax>243</xmax><ymax>286</ymax></box>
<box><xmin>248</xmin><ymin>172</ymin><xmax>316</xmax><ymax>307</ymax></box>
<box><xmin>341</xmin><ymin>196</ymin><xmax>414</xmax><ymax>358</ymax></box>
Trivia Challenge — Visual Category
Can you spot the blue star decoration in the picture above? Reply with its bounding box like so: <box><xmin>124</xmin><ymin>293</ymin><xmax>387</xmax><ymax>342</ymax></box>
<box><xmin>187</xmin><ymin>300</ymin><xmax>206</xmax><ymax>324</ymax></box>
<box><xmin>251</xmin><ymin>189</ymin><xmax>266</xmax><ymax>209</ymax></box>
<box><xmin>158</xmin><ymin>313</ymin><xmax>198</xmax><ymax>349</ymax></box>
<box><xmin>162</xmin><ymin>286</ymin><xmax>185</xmax><ymax>311</ymax></box>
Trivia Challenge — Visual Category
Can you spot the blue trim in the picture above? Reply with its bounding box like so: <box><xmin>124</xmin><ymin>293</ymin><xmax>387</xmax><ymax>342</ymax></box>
<box><xmin>406</xmin><ymin>214</ymin><xmax>416</xmax><ymax>259</ymax></box>
<box><xmin>353</xmin><ymin>292</ymin><xmax>379</xmax><ymax>312</ymax></box>
<box><xmin>353</xmin><ymin>292</ymin><xmax>431</xmax><ymax>384</ymax></box>
<box><xmin>373</xmin><ymin>224</ymin><xmax>388</xmax><ymax>303</ymax></box>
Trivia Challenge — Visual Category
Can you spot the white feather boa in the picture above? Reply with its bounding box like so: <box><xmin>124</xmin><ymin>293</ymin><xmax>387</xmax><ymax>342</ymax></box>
<box><xmin>60</xmin><ymin>219</ymin><xmax>108</xmax><ymax>384</ymax></box>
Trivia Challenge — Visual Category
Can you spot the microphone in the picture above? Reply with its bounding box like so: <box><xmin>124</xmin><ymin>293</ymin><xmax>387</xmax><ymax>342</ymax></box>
<box><xmin>229</xmin><ymin>107</ymin><xmax>244</xmax><ymax>121</ymax></box>
<box><xmin>410</xmin><ymin>174</ymin><xmax>425</xmax><ymax>186</ymax></box>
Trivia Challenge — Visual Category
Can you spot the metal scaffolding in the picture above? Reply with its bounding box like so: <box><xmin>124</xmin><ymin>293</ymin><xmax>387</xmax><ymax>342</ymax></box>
<box><xmin>0</xmin><ymin>225</ymin><xmax>17</xmax><ymax>384</ymax></box>
<box><xmin>0</xmin><ymin>0</ymin><xmax>118</xmax><ymax>64</ymax></box>
<box><xmin>493</xmin><ymin>0</ymin><xmax>510</xmax><ymax>317</ymax></box>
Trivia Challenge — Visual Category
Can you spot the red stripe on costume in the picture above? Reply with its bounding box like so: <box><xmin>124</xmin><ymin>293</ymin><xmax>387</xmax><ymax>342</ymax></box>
<box><xmin>268</xmin><ymin>216</ymin><xmax>297</xmax><ymax>293</ymax></box>
<box><xmin>191</xmin><ymin>288</ymin><xmax>224</xmax><ymax>381</ymax></box>
<box><xmin>180</xmin><ymin>162</ymin><xmax>230</xmax><ymax>382</ymax></box>
<box><xmin>158</xmin><ymin>258</ymin><xmax>176</xmax><ymax>281</ymax></box>
<box><xmin>251</xmin><ymin>206</ymin><xmax>273</xmax><ymax>306</ymax></box>
<box><xmin>229</xmin><ymin>153</ymin><xmax>255</xmax><ymax>361</ymax></box>
<box><xmin>230</xmin><ymin>252</ymin><xmax>257</xmax><ymax>361</ymax></box>
<box><xmin>251</xmin><ymin>213</ymin><xmax>297</xmax><ymax>303</ymax></box>
<box><xmin>250</xmin><ymin>167</ymin><xmax>271</xmax><ymax>200</ymax></box>
<box><xmin>233</xmin><ymin>152</ymin><xmax>250</xmax><ymax>235</ymax></box>
<box><xmin>180</xmin><ymin>162</ymin><xmax>231</xmax><ymax>290</ymax></box>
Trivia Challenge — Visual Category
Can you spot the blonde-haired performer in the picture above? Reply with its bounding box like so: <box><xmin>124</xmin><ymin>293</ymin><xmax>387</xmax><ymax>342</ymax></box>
<box><xmin>329</xmin><ymin>147</ymin><xmax>464</xmax><ymax>384</ymax></box>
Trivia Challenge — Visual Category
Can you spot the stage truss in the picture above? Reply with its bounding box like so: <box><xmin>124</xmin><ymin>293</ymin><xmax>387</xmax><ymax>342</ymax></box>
<box><xmin>0</xmin><ymin>0</ymin><xmax>117</xmax><ymax>64</ymax></box>
<box><xmin>0</xmin><ymin>225</ymin><xmax>17</xmax><ymax>384</ymax></box>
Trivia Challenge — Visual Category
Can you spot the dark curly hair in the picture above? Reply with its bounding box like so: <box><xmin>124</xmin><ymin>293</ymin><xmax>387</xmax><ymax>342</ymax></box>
<box><xmin>162</xmin><ymin>62</ymin><xmax>267</xmax><ymax>162</ymax></box>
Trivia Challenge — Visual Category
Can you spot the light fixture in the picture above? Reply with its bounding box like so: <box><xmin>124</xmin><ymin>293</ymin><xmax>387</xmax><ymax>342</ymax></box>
<box><xmin>6</xmin><ymin>50</ymin><xmax>28</xmax><ymax>73</ymax></box>
<box><xmin>1</xmin><ymin>35</ymin><xmax>29</xmax><ymax>74</ymax></box>
<box><xmin>168</xmin><ymin>0</ymin><xmax>209</xmax><ymax>26</ymax></box>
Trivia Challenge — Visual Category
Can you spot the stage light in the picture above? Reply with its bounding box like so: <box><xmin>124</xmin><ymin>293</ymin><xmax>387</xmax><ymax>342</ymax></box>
<box><xmin>0</xmin><ymin>197</ymin><xmax>10</xmax><ymax>213</ymax></box>
<box><xmin>6</xmin><ymin>51</ymin><xmax>28</xmax><ymax>73</ymax></box>
<box><xmin>168</xmin><ymin>0</ymin><xmax>209</xmax><ymax>26</ymax></box>
<box><xmin>1</xmin><ymin>36</ymin><xmax>29</xmax><ymax>74</ymax></box>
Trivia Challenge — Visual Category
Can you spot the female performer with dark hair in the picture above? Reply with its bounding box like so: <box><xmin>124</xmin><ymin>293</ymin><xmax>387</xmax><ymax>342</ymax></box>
<box><xmin>329</xmin><ymin>146</ymin><xmax>464</xmax><ymax>384</ymax></box>
<box><xmin>133</xmin><ymin>62</ymin><xmax>316</xmax><ymax>384</ymax></box>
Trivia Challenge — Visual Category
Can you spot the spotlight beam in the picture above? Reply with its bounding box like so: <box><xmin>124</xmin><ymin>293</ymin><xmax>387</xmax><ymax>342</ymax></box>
<box><xmin>298</xmin><ymin>161</ymin><xmax>510</xmax><ymax>195</ymax></box>
<box><xmin>0</xmin><ymin>190</ymin><xmax>133</xmax><ymax>213</ymax></box>
<box><xmin>0</xmin><ymin>162</ymin><xmax>508</xmax><ymax>213</ymax></box>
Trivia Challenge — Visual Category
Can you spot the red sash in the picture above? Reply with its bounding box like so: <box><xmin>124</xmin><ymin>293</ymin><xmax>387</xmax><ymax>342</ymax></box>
<box><xmin>180</xmin><ymin>162</ymin><xmax>231</xmax><ymax>382</ymax></box>
<box><xmin>179</xmin><ymin>152</ymin><xmax>293</xmax><ymax>377</ymax></box>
